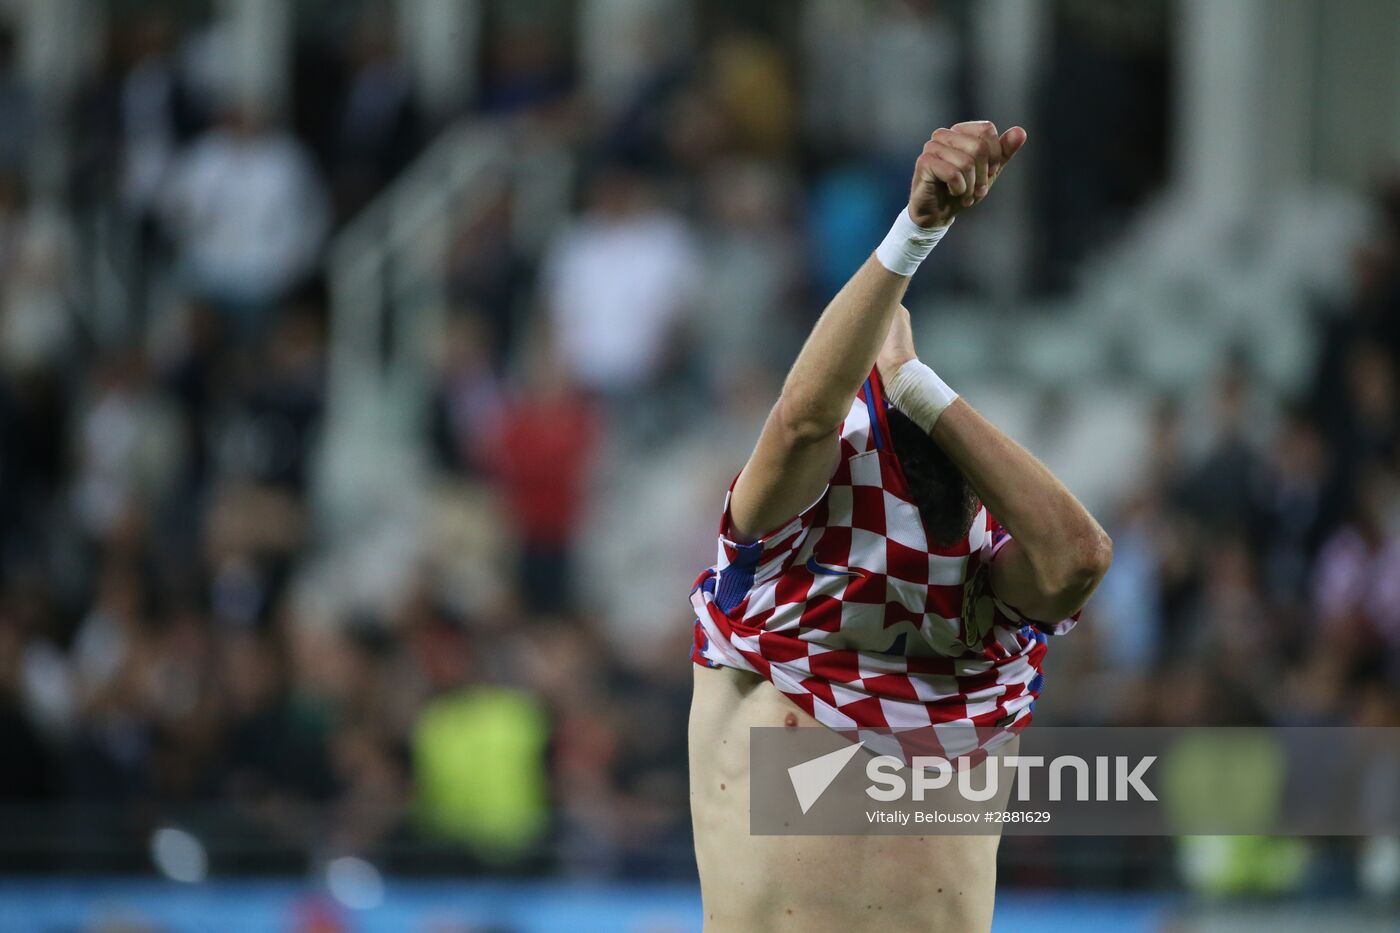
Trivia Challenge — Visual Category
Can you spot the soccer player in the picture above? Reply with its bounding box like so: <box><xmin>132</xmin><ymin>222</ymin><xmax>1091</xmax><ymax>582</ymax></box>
<box><xmin>687</xmin><ymin>121</ymin><xmax>1112</xmax><ymax>932</ymax></box>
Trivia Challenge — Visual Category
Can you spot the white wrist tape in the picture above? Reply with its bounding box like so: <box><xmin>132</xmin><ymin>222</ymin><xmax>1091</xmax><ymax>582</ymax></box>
<box><xmin>875</xmin><ymin>208</ymin><xmax>952</xmax><ymax>276</ymax></box>
<box><xmin>885</xmin><ymin>359</ymin><xmax>958</xmax><ymax>432</ymax></box>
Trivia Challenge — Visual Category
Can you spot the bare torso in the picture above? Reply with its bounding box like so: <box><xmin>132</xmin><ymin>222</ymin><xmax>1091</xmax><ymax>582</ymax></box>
<box><xmin>688</xmin><ymin>663</ymin><xmax>1009</xmax><ymax>933</ymax></box>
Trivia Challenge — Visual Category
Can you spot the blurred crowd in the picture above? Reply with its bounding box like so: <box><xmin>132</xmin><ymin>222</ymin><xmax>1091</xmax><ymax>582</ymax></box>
<box><xmin>0</xmin><ymin>0</ymin><xmax>1395</xmax><ymax>900</ymax></box>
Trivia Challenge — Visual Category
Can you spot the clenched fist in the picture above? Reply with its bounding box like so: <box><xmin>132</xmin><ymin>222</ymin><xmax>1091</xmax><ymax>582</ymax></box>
<box><xmin>909</xmin><ymin>121</ymin><xmax>1027</xmax><ymax>228</ymax></box>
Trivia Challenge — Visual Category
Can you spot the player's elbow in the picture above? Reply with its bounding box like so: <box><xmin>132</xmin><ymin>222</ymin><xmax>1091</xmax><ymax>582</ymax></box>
<box><xmin>773</xmin><ymin>394</ymin><xmax>842</xmax><ymax>447</ymax></box>
<box><xmin>1061</xmin><ymin>526</ymin><xmax>1113</xmax><ymax>592</ymax></box>
<box><xmin>1038</xmin><ymin>526</ymin><xmax>1112</xmax><ymax>604</ymax></box>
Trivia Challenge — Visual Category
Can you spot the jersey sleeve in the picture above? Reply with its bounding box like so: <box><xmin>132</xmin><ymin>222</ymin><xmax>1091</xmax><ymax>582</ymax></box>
<box><xmin>984</xmin><ymin>515</ymin><xmax>1081</xmax><ymax>636</ymax></box>
<box><xmin>714</xmin><ymin>474</ymin><xmax>825</xmax><ymax>597</ymax></box>
<box><xmin>708</xmin><ymin>371</ymin><xmax>881</xmax><ymax>614</ymax></box>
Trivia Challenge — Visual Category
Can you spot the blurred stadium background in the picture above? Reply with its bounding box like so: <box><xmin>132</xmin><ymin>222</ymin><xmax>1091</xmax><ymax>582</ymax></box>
<box><xmin>0</xmin><ymin>0</ymin><xmax>1398</xmax><ymax>930</ymax></box>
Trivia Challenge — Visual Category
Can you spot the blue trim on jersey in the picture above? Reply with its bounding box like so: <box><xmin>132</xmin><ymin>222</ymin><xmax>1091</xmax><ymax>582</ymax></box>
<box><xmin>863</xmin><ymin>378</ymin><xmax>884</xmax><ymax>450</ymax></box>
<box><xmin>715</xmin><ymin>540</ymin><xmax>763</xmax><ymax>614</ymax></box>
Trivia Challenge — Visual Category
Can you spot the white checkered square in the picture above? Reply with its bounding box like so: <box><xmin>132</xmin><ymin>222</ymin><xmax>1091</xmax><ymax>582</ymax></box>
<box><xmin>741</xmin><ymin>582</ymin><xmax>777</xmax><ymax>620</ymax></box>
<box><xmin>909</xmin><ymin>671</ymin><xmax>962</xmax><ymax>703</ymax></box>
<box><xmin>848</xmin><ymin>450</ymin><xmax>883</xmax><ymax>487</ymax></box>
<box><xmin>827</xmin><ymin>680</ymin><xmax>869</xmax><ymax>708</ymax></box>
<box><xmin>920</xmin><ymin>615</ymin><xmax>964</xmax><ymax>656</ymax></box>
<box><xmin>833</xmin><ymin>599</ymin><xmax>890</xmax><ymax>646</ymax></box>
<box><xmin>842</xmin><ymin>400</ymin><xmax>871</xmax><ymax>450</ymax></box>
<box><xmin>927</xmin><ymin>553</ymin><xmax>969</xmax><ymax>586</ymax></box>
<box><xmin>930</xmin><ymin>721</ymin><xmax>980</xmax><ymax>760</ymax></box>
<box><xmin>963</xmin><ymin>690</ymin><xmax>1007</xmax><ymax>721</ymax></box>
<box><xmin>967</xmin><ymin>512</ymin><xmax>988</xmax><ymax>551</ymax></box>
<box><xmin>886</xmin><ymin>576</ymin><xmax>926</xmax><ymax>614</ymax></box>
<box><xmin>883</xmin><ymin>489</ymin><xmax>927</xmax><ymax>550</ymax></box>
<box><xmin>806</xmin><ymin>572</ymin><xmax>851</xmax><ymax>603</ymax></box>
<box><xmin>849</xmin><ymin>528</ymin><xmax>888</xmax><ymax>573</ymax></box>
<box><xmin>880</xmin><ymin>695</ymin><xmax>935</xmax><ymax>729</ymax></box>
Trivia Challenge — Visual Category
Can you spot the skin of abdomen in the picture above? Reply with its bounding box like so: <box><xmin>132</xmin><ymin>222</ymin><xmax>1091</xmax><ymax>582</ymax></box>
<box><xmin>688</xmin><ymin>663</ymin><xmax>1008</xmax><ymax>933</ymax></box>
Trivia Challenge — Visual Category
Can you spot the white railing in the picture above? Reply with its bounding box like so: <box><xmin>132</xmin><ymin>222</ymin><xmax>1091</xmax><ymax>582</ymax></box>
<box><xmin>316</xmin><ymin>119</ymin><xmax>571</xmax><ymax>539</ymax></box>
<box><xmin>327</xmin><ymin>122</ymin><xmax>501</xmax><ymax>422</ymax></box>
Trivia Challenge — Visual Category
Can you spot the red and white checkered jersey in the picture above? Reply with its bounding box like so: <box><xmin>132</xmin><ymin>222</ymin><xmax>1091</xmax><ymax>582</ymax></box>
<box><xmin>690</xmin><ymin>370</ymin><xmax>1076</xmax><ymax>762</ymax></box>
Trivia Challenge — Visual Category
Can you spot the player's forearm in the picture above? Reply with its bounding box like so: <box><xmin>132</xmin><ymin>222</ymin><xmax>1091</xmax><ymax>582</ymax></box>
<box><xmin>774</xmin><ymin>255</ymin><xmax>911</xmax><ymax>443</ymax></box>
<box><xmin>931</xmin><ymin>400</ymin><xmax>1112</xmax><ymax>593</ymax></box>
<box><xmin>769</xmin><ymin>122</ymin><xmax>1028</xmax><ymax>447</ymax></box>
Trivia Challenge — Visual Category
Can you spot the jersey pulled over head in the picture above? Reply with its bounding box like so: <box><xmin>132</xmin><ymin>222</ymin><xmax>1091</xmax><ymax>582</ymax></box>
<box><xmin>885</xmin><ymin>406</ymin><xmax>979</xmax><ymax>549</ymax></box>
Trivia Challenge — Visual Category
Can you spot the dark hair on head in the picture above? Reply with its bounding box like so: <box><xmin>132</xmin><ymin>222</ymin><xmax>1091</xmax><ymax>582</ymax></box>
<box><xmin>885</xmin><ymin>407</ymin><xmax>980</xmax><ymax>548</ymax></box>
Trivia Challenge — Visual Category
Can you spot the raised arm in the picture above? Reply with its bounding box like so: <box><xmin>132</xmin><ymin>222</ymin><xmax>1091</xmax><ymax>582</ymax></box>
<box><xmin>725</xmin><ymin>257</ymin><xmax>908</xmax><ymax>541</ymax></box>
<box><xmin>728</xmin><ymin>122</ymin><xmax>1025</xmax><ymax>541</ymax></box>
<box><xmin>877</xmin><ymin>308</ymin><xmax>1112</xmax><ymax>622</ymax></box>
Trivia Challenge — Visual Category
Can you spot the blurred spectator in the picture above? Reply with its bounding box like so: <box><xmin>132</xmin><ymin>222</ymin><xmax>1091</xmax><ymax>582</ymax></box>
<box><xmin>484</xmin><ymin>337</ymin><xmax>599</xmax><ymax>615</ymax></box>
<box><xmin>0</xmin><ymin>26</ymin><xmax>34</xmax><ymax>172</ymax></box>
<box><xmin>480</xmin><ymin>6</ymin><xmax>574</xmax><ymax>116</ymax></box>
<box><xmin>1093</xmin><ymin>489</ymin><xmax>1166</xmax><ymax>674</ymax></box>
<box><xmin>154</xmin><ymin>298</ymin><xmax>229</xmax><ymax>495</ymax></box>
<box><xmin>801</xmin><ymin>0</ymin><xmax>960</xmax><ymax>158</ymax></box>
<box><xmin>0</xmin><ymin>364</ymin><xmax>70</xmax><ymax>566</ymax></box>
<box><xmin>432</xmin><ymin>313</ymin><xmax>506</xmax><ymax>477</ymax></box>
<box><xmin>72</xmin><ymin>353</ymin><xmax>184</xmax><ymax>542</ymax></box>
<box><xmin>445</xmin><ymin>193</ymin><xmax>529</xmax><ymax>363</ymax></box>
<box><xmin>578</xmin><ymin>0</ymin><xmax>691</xmax><ymax>120</ymax></box>
<box><xmin>1337</xmin><ymin>342</ymin><xmax>1398</xmax><ymax>466</ymax></box>
<box><xmin>694</xmin><ymin>158</ymin><xmax>801</xmax><ymax>380</ymax></box>
<box><xmin>1258</xmin><ymin>407</ymin><xmax>1329</xmax><ymax>602</ymax></box>
<box><xmin>1312</xmin><ymin>465</ymin><xmax>1400</xmax><ymax>655</ymax></box>
<box><xmin>0</xmin><ymin>178</ymin><xmax>76</xmax><ymax>374</ymax></box>
<box><xmin>805</xmin><ymin>164</ymin><xmax>888</xmax><ymax>297</ymax></box>
<box><xmin>221</xmin><ymin>305</ymin><xmax>327</xmax><ymax>492</ymax></box>
<box><xmin>409</xmin><ymin>618</ymin><xmax>550</xmax><ymax>864</ymax></box>
<box><xmin>107</xmin><ymin>15</ymin><xmax>203</xmax><ymax>219</ymax></box>
<box><xmin>1176</xmin><ymin>363</ymin><xmax>1267</xmax><ymax>535</ymax></box>
<box><xmin>541</xmin><ymin>164</ymin><xmax>699</xmax><ymax>396</ymax></box>
<box><xmin>67</xmin><ymin>14</ymin><xmax>206</xmax><ymax>328</ymax></box>
<box><xmin>325</xmin><ymin>13</ymin><xmax>421</xmax><ymax>221</ymax></box>
<box><xmin>0</xmin><ymin>616</ymin><xmax>53</xmax><ymax>800</ymax></box>
<box><xmin>704</xmin><ymin>29</ymin><xmax>795</xmax><ymax>157</ymax></box>
<box><xmin>219</xmin><ymin>628</ymin><xmax>332</xmax><ymax>804</ymax></box>
<box><xmin>159</xmin><ymin>106</ymin><xmax>329</xmax><ymax>334</ymax></box>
